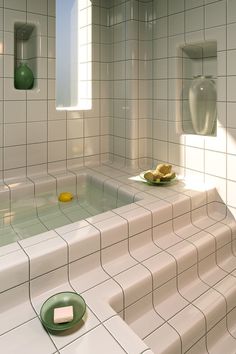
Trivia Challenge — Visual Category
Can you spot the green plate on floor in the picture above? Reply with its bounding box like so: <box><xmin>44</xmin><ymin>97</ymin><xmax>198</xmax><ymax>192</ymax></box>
<box><xmin>40</xmin><ymin>292</ymin><xmax>86</xmax><ymax>331</ymax></box>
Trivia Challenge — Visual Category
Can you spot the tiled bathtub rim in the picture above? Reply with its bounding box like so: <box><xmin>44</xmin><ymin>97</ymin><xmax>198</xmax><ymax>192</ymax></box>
<box><xmin>0</xmin><ymin>164</ymin><xmax>230</xmax><ymax>292</ymax></box>
<box><xmin>0</xmin><ymin>163</ymin><xmax>234</xmax><ymax>354</ymax></box>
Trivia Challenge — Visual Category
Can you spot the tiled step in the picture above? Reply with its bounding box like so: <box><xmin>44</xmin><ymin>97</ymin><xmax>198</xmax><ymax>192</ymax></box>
<box><xmin>102</xmin><ymin>215</ymin><xmax>236</xmax><ymax>354</ymax></box>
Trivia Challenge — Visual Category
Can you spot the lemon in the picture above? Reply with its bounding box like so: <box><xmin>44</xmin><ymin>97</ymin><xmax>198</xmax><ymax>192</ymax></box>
<box><xmin>58</xmin><ymin>192</ymin><xmax>73</xmax><ymax>202</ymax></box>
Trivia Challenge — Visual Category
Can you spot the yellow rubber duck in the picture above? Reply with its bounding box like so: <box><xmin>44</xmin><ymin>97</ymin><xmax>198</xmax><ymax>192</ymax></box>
<box><xmin>58</xmin><ymin>192</ymin><xmax>74</xmax><ymax>202</ymax></box>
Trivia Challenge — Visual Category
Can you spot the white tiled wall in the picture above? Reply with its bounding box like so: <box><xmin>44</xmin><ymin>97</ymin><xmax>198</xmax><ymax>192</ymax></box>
<box><xmin>150</xmin><ymin>0</ymin><xmax>236</xmax><ymax>216</ymax></box>
<box><xmin>0</xmin><ymin>0</ymin><xmax>111</xmax><ymax>179</ymax></box>
<box><xmin>2</xmin><ymin>0</ymin><xmax>236</xmax><ymax>214</ymax></box>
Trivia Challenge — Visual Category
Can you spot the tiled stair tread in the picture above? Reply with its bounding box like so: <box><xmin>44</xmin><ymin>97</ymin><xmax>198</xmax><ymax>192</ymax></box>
<box><xmin>207</xmin><ymin>318</ymin><xmax>236</xmax><ymax>354</ymax></box>
<box><xmin>144</xmin><ymin>323</ymin><xmax>181</xmax><ymax>354</ymax></box>
<box><xmin>95</xmin><ymin>215</ymin><xmax>236</xmax><ymax>353</ymax></box>
<box><xmin>1</xmin><ymin>166</ymin><xmax>236</xmax><ymax>354</ymax></box>
<box><xmin>124</xmin><ymin>293</ymin><xmax>164</xmax><ymax>340</ymax></box>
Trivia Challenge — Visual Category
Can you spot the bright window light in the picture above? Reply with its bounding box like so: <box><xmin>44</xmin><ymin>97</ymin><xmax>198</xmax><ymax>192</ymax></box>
<box><xmin>56</xmin><ymin>0</ymin><xmax>92</xmax><ymax>111</ymax></box>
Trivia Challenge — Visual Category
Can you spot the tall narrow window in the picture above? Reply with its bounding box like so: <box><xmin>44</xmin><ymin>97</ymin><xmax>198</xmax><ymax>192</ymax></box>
<box><xmin>56</xmin><ymin>0</ymin><xmax>92</xmax><ymax>110</ymax></box>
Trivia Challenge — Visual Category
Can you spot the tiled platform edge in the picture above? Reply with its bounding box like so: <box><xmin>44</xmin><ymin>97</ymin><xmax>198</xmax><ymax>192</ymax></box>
<box><xmin>0</xmin><ymin>163</ymin><xmax>236</xmax><ymax>354</ymax></box>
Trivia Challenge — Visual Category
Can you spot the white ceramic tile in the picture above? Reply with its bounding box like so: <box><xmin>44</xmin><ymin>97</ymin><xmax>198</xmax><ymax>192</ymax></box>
<box><xmin>4</xmin><ymin>8</ymin><xmax>26</xmax><ymax>32</ymax></box>
<box><xmin>27</xmin><ymin>122</ymin><xmax>47</xmax><ymax>143</ymax></box>
<box><xmin>4</xmin><ymin>101</ymin><xmax>26</xmax><ymax>123</ymax></box>
<box><xmin>227</xmin><ymin>307</ymin><xmax>236</xmax><ymax>337</ymax></box>
<box><xmin>168</xmin><ymin>0</ymin><xmax>184</xmax><ymax>14</ymax></box>
<box><xmin>102</xmin><ymin>239</ymin><xmax>137</xmax><ymax>276</ymax></box>
<box><xmin>205</xmin><ymin>150</ymin><xmax>226</xmax><ymax>179</ymax></box>
<box><xmin>114</xmin><ymin>264</ymin><xmax>152</xmax><ymax>307</ymax></box>
<box><xmin>70</xmin><ymin>252</ymin><xmax>109</xmax><ymax>293</ymax></box>
<box><xmin>18</xmin><ymin>229</ymin><xmax>56</xmax><ymax>247</ymax></box>
<box><xmin>80</xmin><ymin>271</ymin><xmax>117</xmax><ymax>324</ymax></box>
<box><xmin>61</xmin><ymin>225</ymin><xmax>100</xmax><ymax>262</ymax></box>
<box><xmin>205</xmin><ymin>1</ymin><xmax>226</xmax><ymax>28</ymax></box>
<box><xmin>27</xmin><ymin>100</ymin><xmax>47</xmax><ymax>122</ymax></box>
<box><xmin>104</xmin><ymin>316</ymin><xmax>149</xmax><ymax>354</ymax></box>
<box><xmin>199</xmin><ymin>254</ymin><xmax>228</xmax><ymax>287</ymax></box>
<box><xmin>191</xmin><ymin>206</ymin><xmax>216</xmax><ymax>229</ymax></box>
<box><xmin>4</xmin><ymin>0</ymin><xmax>26</xmax><ymax>11</ymax></box>
<box><xmin>227</xmin><ymin>128</ymin><xmax>236</xmax><ymax>154</ymax></box>
<box><xmin>168</xmin><ymin>240</ymin><xmax>197</xmax><ymax>274</ymax></box>
<box><xmin>185</xmin><ymin>0</ymin><xmax>204</xmax><ymax>9</ymax></box>
<box><xmin>145</xmin><ymin>323</ymin><xmax>181</xmax><ymax>354</ymax></box>
<box><xmin>48</xmin><ymin>141</ymin><xmax>66</xmax><ymax>162</ymax></box>
<box><xmin>207</xmin><ymin>318</ymin><xmax>236</xmax><ymax>354</ymax></box>
<box><xmin>94</xmin><ymin>215</ymin><xmax>128</xmax><ymax>248</ymax></box>
<box><xmin>124</xmin><ymin>293</ymin><xmax>164</xmax><ymax>339</ymax></box>
<box><xmin>27</xmin><ymin>142</ymin><xmax>47</xmax><ymax>165</ymax></box>
<box><xmin>0</xmin><ymin>318</ymin><xmax>56</xmax><ymax>354</ymax></box>
<box><xmin>30</xmin><ymin>266</ymin><xmax>71</xmax><ymax>311</ymax></box>
<box><xmin>205</xmin><ymin>222</ymin><xmax>231</xmax><ymax>249</ymax></box>
<box><xmin>168</xmin><ymin>304</ymin><xmax>205</xmax><ymax>353</ymax></box>
<box><xmin>214</xmin><ymin>275</ymin><xmax>236</xmax><ymax>312</ymax></box>
<box><xmin>48</xmin><ymin>120</ymin><xmax>66</xmax><ymax>141</ymax></box>
<box><xmin>178</xmin><ymin>265</ymin><xmax>210</xmax><ymax>302</ymax></box>
<box><xmin>48</xmin><ymin>100</ymin><xmax>66</xmax><ymax>121</ymax></box>
<box><xmin>27</xmin><ymin>79</ymin><xmax>48</xmax><ymax>100</ymax></box>
<box><xmin>129</xmin><ymin>229</ymin><xmax>161</xmax><ymax>262</ymax></box>
<box><xmin>4</xmin><ymin>123</ymin><xmax>26</xmax><ymax>146</ymax></box>
<box><xmin>143</xmin><ymin>251</ymin><xmax>176</xmax><ymax>289</ymax></box>
<box><xmin>117</xmin><ymin>206</ymin><xmax>151</xmax><ymax>236</ymax></box>
<box><xmin>0</xmin><ymin>283</ymin><xmax>36</xmax><ymax>335</ymax></box>
<box><xmin>48</xmin><ymin>0</ymin><xmax>55</xmax><ymax>16</ymax></box>
<box><xmin>227</xmin><ymin>180</ymin><xmax>236</xmax><ymax>208</ymax></box>
<box><xmin>187</xmin><ymin>231</ymin><xmax>215</xmax><ymax>261</ymax></box>
<box><xmin>27</xmin><ymin>0</ymin><xmax>47</xmax><ymax>15</ymax></box>
<box><xmin>166</xmin><ymin>194</ymin><xmax>191</xmax><ymax>218</ymax></box>
<box><xmin>168</xmin><ymin>13</ymin><xmax>184</xmax><ymax>36</ymax></box>
<box><xmin>153</xmin><ymin>0</ymin><xmax>167</xmax><ymax>19</ymax></box>
<box><xmin>67</xmin><ymin>139</ymin><xmax>84</xmax><ymax>159</ymax></box>
<box><xmin>4</xmin><ymin>78</ymin><xmax>26</xmax><ymax>100</ymax></box>
<box><xmin>193</xmin><ymin>288</ymin><xmax>226</xmax><ymax>331</ymax></box>
<box><xmin>0</xmin><ymin>250</ymin><xmax>29</xmax><ymax>291</ymax></box>
<box><xmin>153</xmin><ymin>220</ymin><xmax>182</xmax><ymax>249</ymax></box>
<box><xmin>205</xmin><ymin>127</ymin><xmax>226</xmax><ymax>153</ymax></box>
<box><xmin>154</xmin><ymin>278</ymin><xmax>189</xmax><ymax>320</ymax></box>
<box><xmin>60</xmin><ymin>325</ymin><xmax>126</xmax><ymax>354</ymax></box>
<box><xmin>186</xmin><ymin>7</ymin><xmax>204</xmax><ymax>32</ymax></box>
<box><xmin>227</xmin><ymin>77</ymin><xmax>236</xmax><ymax>101</ymax></box>
<box><xmin>185</xmin><ymin>146</ymin><xmax>204</xmax><ymax>173</ymax></box>
<box><xmin>23</xmin><ymin>236</ymin><xmax>67</xmax><ymax>278</ymax></box>
<box><xmin>185</xmin><ymin>338</ymin><xmax>208</xmax><ymax>354</ymax></box>
<box><xmin>228</xmin><ymin>0</ymin><xmax>236</xmax><ymax>23</ymax></box>
<box><xmin>67</xmin><ymin>119</ymin><xmax>83</xmax><ymax>139</ymax></box>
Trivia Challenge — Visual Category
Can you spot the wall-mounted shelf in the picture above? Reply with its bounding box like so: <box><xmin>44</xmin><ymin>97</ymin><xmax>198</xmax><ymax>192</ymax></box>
<box><xmin>177</xmin><ymin>41</ymin><xmax>217</xmax><ymax>136</ymax></box>
<box><xmin>14</xmin><ymin>23</ymin><xmax>35</xmax><ymax>90</ymax></box>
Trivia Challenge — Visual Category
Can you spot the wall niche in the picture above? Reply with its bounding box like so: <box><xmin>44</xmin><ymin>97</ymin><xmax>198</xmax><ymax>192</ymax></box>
<box><xmin>177</xmin><ymin>41</ymin><xmax>217</xmax><ymax>136</ymax></box>
<box><xmin>14</xmin><ymin>23</ymin><xmax>36</xmax><ymax>90</ymax></box>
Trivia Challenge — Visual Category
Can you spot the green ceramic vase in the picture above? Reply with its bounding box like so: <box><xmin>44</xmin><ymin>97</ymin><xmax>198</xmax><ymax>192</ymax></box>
<box><xmin>14</xmin><ymin>62</ymin><xmax>34</xmax><ymax>90</ymax></box>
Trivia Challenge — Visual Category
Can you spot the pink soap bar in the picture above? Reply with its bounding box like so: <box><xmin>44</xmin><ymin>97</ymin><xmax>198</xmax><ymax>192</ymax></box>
<box><xmin>53</xmin><ymin>305</ymin><xmax>73</xmax><ymax>324</ymax></box>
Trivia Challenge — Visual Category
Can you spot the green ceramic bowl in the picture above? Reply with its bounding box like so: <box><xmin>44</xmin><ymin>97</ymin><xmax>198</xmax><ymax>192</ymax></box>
<box><xmin>40</xmin><ymin>292</ymin><xmax>86</xmax><ymax>331</ymax></box>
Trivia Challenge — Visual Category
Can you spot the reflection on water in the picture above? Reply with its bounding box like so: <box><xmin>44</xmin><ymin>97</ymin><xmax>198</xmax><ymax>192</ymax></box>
<box><xmin>0</xmin><ymin>182</ymin><xmax>128</xmax><ymax>247</ymax></box>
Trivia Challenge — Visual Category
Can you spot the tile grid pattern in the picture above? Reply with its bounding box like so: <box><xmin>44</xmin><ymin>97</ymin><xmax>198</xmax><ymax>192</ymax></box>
<box><xmin>0</xmin><ymin>0</ymin><xmax>114</xmax><ymax>179</ymax></box>
<box><xmin>1</xmin><ymin>164</ymin><xmax>236</xmax><ymax>353</ymax></box>
<box><xmin>150</xmin><ymin>0</ymin><xmax>236</xmax><ymax>218</ymax></box>
<box><xmin>1</xmin><ymin>0</ymin><xmax>236</xmax><ymax>217</ymax></box>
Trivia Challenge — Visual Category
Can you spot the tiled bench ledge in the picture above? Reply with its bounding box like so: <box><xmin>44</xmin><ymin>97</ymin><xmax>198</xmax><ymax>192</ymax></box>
<box><xmin>0</xmin><ymin>163</ymin><xmax>235</xmax><ymax>353</ymax></box>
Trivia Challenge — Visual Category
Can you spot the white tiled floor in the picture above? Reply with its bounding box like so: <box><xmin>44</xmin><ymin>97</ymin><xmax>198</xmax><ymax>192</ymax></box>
<box><xmin>1</xmin><ymin>163</ymin><xmax>236</xmax><ymax>354</ymax></box>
